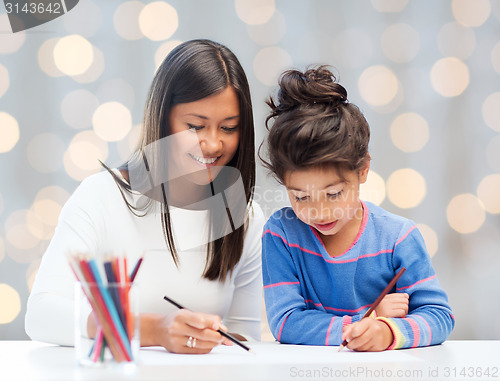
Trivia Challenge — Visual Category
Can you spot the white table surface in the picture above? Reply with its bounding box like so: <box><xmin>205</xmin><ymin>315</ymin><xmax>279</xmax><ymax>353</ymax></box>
<box><xmin>1</xmin><ymin>340</ymin><xmax>499</xmax><ymax>381</ymax></box>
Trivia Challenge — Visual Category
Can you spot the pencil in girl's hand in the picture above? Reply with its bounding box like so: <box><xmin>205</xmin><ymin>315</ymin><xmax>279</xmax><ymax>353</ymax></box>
<box><xmin>162</xmin><ymin>295</ymin><xmax>255</xmax><ymax>354</ymax></box>
<box><xmin>338</xmin><ymin>267</ymin><xmax>406</xmax><ymax>352</ymax></box>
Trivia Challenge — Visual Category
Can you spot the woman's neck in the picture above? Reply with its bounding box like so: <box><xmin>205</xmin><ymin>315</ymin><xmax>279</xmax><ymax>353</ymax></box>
<box><xmin>120</xmin><ymin>168</ymin><xmax>214</xmax><ymax>210</ymax></box>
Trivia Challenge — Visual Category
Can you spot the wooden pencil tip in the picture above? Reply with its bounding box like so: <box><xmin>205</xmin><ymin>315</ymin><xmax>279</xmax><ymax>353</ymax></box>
<box><xmin>338</xmin><ymin>344</ymin><xmax>345</xmax><ymax>352</ymax></box>
<box><xmin>248</xmin><ymin>348</ymin><xmax>257</xmax><ymax>355</ymax></box>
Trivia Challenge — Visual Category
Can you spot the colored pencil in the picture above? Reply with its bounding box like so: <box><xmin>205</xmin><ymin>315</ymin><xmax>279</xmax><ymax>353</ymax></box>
<box><xmin>88</xmin><ymin>258</ymin><xmax>132</xmax><ymax>360</ymax></box>
<box><xmin>338</xmin><ymin>267</ymin><xmax>406</xmax><ymax>352</ymax></box>
<box><xmin>93</xmin><ymin>255</ymin><xmax>143</xmax><ymax>359</ymax></box>
<box><xmin>68</xmin><ymin>253</ymin><xmax>135</xmax><ymax>362</ymax></box>
<box><xmin>104</xmin><ymin>259</ymin><xmax>126</xmax><ymax>332</ymax></box>
<box><xmin>69</xmin><ymin>255</ymin><xmax>127</xmax><ymax>362</ymax></box>
<box><xmin>130</xmin><ymin>257</ymin><xmax>144</xmax><ymax>282</ymax></box>
<box><xmin>79</xmin><ymin>257</ymin><xmax>128</xmax><ymax>361</ymax></box>
<box><xmin>163</xmin><ymin>295</ymin><xmax>255</xmax><ymax>354</ymax></box>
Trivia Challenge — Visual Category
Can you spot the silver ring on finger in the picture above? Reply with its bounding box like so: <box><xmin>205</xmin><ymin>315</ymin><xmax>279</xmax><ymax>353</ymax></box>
<box><xmin>187</xmin><ymin>336</ymin><xmax>194</xmax><ymax>348</ymax></box>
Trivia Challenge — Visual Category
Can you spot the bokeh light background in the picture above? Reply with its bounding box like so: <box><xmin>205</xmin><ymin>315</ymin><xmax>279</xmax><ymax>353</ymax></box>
<box><xmin>1</xmin><ymin>0</ymin><xmax>500</xmax><ymax>341</ymax></box>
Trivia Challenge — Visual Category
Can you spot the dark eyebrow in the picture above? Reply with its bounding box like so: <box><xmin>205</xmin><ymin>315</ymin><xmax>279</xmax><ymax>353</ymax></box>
<box><xmin>288</xmin><ymin>181</ymin><xmax>344</xmax><ymax>192</ymax></box>
<box><xmin>186</xmin><ymin>113</ymin><xmax>240</xmax><ymax>121</ymax></box>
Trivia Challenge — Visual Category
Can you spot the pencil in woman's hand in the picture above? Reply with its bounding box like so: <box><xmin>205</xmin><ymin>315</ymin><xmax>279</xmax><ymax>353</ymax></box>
<box><xmin>338</xmin><ymin>267</ymin><xmax>406</xmax><ymax>352</ymax></box>
<box><xmin>162</xmin><ymin>295</ymin><xmax>184</xmax><ymax>310</ymax></box>
<box><xmin>162</xmin><ymin>295</ymin><xmax>255</xmax><ymax>354</ymax></box>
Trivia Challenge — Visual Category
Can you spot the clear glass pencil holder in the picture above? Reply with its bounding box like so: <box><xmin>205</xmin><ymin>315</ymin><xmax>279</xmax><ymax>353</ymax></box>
<box><xmin>74</xmin><ymin>281</ymin><xmax>140</xmax><ymax>367</ymax></box>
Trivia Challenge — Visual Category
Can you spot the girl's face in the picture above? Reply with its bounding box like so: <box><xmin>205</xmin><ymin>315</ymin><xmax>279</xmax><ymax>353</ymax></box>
<box><xmin>168</xmin><ymin>86</ymin><xmax>240</xmax><ymax>185</ymax></box>
<box><xmin>284</xmin><ymin>165</ymin><xmax>369</xmax><ymax>238</ymax></box>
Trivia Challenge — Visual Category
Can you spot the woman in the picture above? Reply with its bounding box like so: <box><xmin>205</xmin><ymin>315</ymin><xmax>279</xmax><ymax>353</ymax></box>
<box><xmin>25</xmin><ymin>40</ymin><xmax>265</xmax><ymax>354</ymax></box>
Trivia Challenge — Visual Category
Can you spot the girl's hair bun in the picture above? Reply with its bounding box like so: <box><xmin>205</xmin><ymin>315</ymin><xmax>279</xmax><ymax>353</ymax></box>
<box><xmin>262</xmin><ymin>65</ymin><xmax>370</xmax><ymax>184</ymax></box>
<box><xmin>275</xmin><ymin>66</ymin><xmax>347</xmax><ymax>111</ymax></box>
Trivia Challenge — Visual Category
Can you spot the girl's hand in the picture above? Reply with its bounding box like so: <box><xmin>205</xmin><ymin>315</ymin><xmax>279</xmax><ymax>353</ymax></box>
<box><xmin>148</xmin><ymin>310</ymin><xmax>232</xmax><ymax>354</ymax></box>
<box><xmin>375</xmin><ymin>292</ymin><xmax>409</xmax><ymax>318</ymax></box>
<box><xmin>341</xmin><ymin>318</ymin><xmax>393</xmax><ymax>352</ymax></box>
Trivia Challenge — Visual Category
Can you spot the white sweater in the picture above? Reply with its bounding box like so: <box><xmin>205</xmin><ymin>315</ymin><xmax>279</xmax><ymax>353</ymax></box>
<box><xmin>25</xmin><ymin>170</ymin><xmax>265</xmax><ymax>345</ymax></box>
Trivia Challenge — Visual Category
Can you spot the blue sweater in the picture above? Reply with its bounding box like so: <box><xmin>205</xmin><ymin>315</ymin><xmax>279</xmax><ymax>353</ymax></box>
<box><xmin>262</xmin><ymin>201</ymin><xmax>454</xmax><ymax>349</ymax></box>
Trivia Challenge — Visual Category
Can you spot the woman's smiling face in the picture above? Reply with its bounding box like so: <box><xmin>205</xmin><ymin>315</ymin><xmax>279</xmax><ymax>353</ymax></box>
<box><xmin>168</xmin><ymin>86</ymin><xmax>240</xmax><ymax>185</ymax></box>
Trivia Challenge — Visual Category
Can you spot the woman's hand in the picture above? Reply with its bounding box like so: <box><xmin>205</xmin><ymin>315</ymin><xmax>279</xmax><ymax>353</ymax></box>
<box><xmin>341</xmin><ymin>318</ymin><xmax>393</xmax><ymax>352</ymax></box>
<box><xmin>375</xmin><ymin>292</ymin><xmax>409</xmax><ymax>318</ymax></box>
<box><xmin>144</xmin><ymin>310</ymin><xmax>232</xmax><ymax>354</ymax></box>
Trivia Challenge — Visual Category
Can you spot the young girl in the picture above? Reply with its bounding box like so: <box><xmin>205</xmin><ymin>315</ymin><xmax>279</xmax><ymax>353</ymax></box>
<box><xmin>260</xmin><ymin>66</ymin><xmax>454</xmax><ymax>351</ymax></box>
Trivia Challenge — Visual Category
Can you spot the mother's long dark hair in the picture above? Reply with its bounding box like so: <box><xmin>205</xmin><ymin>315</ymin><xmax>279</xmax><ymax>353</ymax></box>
<box><xmin>103</xmin><ymin>40</ymin><xmax>255</xmax><ymax>282</ymax></box>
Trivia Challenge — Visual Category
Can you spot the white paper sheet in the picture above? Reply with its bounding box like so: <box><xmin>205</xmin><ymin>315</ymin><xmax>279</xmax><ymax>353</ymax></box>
<box><xmin>139</xmin><ymin>342</ymin><xmax>422</xmax><ymax>366</ymax></box>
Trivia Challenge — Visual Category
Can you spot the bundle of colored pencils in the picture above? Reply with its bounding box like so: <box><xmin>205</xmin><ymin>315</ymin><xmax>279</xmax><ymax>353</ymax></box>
<box><xmin>68</xmin><ymin>253</ymin><xmax>143</xmax><ymax>363</ymax></box>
